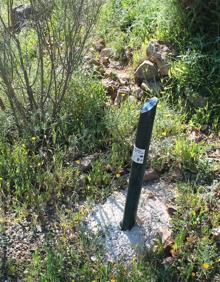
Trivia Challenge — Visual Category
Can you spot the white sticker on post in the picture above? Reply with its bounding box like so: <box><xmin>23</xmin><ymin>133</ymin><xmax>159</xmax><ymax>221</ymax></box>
<box><xmin>132</xmin><ymin>145</ymin><xmax>145</xmax><ymax>164</ymax></box>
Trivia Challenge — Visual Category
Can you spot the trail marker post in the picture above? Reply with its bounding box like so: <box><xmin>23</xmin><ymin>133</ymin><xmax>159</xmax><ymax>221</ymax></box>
<box><xmin>121</xmin><ymin>97</ymin><xmax>159</xmax><ymax>231</ymax></box>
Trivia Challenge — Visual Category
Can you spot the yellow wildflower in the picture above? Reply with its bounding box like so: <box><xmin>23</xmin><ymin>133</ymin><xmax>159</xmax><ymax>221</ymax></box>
<box><xmin>187</xmin><ymin>236</ymin><xmax>194</xmax><ymax>243</ymax></box>
<box><xmin>111</xmin><ymin>279</ymin><xmax>117</xmax><ymax>282</ymax></box>
<box><xmin>31</xmin><ymin>136</ymin><xmax>37</xmax><ymax>141</ymax></box>
<box><xmin>116</xmin><ymin>173</ymin><xmax>120</xmax><ymax>178</ymax></box>
<box><xmin>192</xmin><ymin>272</ymin><xmax>196</xmax><ymax>277</ymax></box>
<box><xmin>201</xmin><ymin>263</ymin><xmax>209</xmax><ymax>270</ymax></box>
<box><xmin>75</xmin><ymin>160</ymin><xmax>80</xmax><ymax>165</ymax></box>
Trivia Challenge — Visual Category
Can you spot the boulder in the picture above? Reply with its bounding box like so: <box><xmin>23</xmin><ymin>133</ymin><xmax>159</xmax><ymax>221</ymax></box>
<box><xmin>134</xmin><ymin>60</ymin><xmax>158</xmax><ymax>86</ymax></box>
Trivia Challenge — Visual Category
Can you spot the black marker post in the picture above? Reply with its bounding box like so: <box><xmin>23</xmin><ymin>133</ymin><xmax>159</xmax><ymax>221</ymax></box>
<box><xmin>121</xmin><ymin>97</ymin><xmax>159</xmax><ymax>231</ymax></box>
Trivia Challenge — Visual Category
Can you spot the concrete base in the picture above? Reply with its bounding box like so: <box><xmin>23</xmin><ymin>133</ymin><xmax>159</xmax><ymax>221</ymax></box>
<box><xmin>86</xmin><ymin>181</ymin><xmax>175</xmax><ymax>262</ymax></box>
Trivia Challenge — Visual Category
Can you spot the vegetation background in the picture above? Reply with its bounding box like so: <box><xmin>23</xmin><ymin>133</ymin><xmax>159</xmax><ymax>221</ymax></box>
<box><xmin>0</xmin><ymin>0</ymin><xmax>219</xmax><ymax>281</ymax></box>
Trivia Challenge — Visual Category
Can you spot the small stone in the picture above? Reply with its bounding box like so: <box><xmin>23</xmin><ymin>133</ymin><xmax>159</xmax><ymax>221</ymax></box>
<box><xmin>88</xmin><ymin>58</ymin><xmax>100</xmax><ymax>66</ymax></box>
<box><xmin>80</xmin><ymin>154</ymin><xmax>98</xmax><ymax>172</ymax></box>
<box><xmin>125</xmin><ymin>48</ymin><xmax>133</xmax><ymax>63</ymax></box>
<box><xmin>167</xmin><ymin>206</ymin><xmax>177</xmax><ymax>216</ymax></box>
<box><xmin>115</xmin><ymin>87</ymin><xmax>131</xmax><ymax>104</ymax></box>
<box><xmin>102</xmin><ymin>79</ymin><xmax>119</xmax><ymax>100</ymax></box>
<box><xmin>100</xmin><ymin>56</ymin><xmax>110</xmax><ymax>67</ymax></box>
<box><xmin>212</xmin><ymin>227</ymin><xmax>220</xmax><ymax>237</ymax></box>
<box><xmin>100</xmin><ymin>48</ymin><xmax>116</xmax><ymax>59</ymax></box>
<box><xmin>36</xmin><ymin>225</ymin><xmax>42</xmax><ymax>233</ymax></box>
<box><xmin>140</xmin><ymin>82</ymin><xmax>151</xmax><ymax>92</ymax></box>
<box><xmin>162</xmin><ymin>256</ymin><xmax>174</xmax><ymax>267</ymax></box>
<box><xmin>131</xmin><ymin>85</ymin><xmax>144</xmax><ymax>99</ymax></box>
<box><xmin>90</xmin><ymin>255</ymin><xmax>97</xmax><ymax>262</ymax></box>
<box><xmin>116</xmin><ymin>73</ymin><xmax>130</xmax><ymax>85</ymax></box>
<box><xmin>143</xmin><ymin>169</ymin><xmax>159</xmax><ymax>182</ymax></box>
<box><xmin>94</xmin><ymin>39</ymin><xmax>105</xmax><ymax>52</ymax></box>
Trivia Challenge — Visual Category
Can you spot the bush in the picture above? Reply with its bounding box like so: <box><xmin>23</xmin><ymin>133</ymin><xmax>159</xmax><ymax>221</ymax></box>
<box><xmin>0</xmin><ymin>0</ymin><xmax>102</xmax><ymax>134</ymax></box>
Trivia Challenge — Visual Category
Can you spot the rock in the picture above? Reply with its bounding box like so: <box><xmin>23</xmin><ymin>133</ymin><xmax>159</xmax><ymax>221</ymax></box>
<box><xmin>115</xmin><ymin>87</ymin><xmax>131</xmax><ymax>104</ymax></box>
<box><xmin>108</xmin><ymin>60</ymin><xmax>123</xmax><ymax>70</ymax></box>
<box><xmin>212</xmin><ymin>227</ymin><xmax>220</xmax><ymax>237</ymax></box>
<box><xmin>143</xmin><ymin>169</ymin><xmax>159</xmax><ymax>182</ymax></box>
<box><xmin>80</xmin><ymin>154</ymin><xmax>98</xmax><ymax>172</ymax></box>
<box><xmin>94</xmin><ymin>39</ymin><xmax>105</xmax><ymax>52</ymax></box>
<box><xmin>157</xmin><ymin>61</ymin><xmax>170</xmax><ymax>76</ymax></box>
<box><xmin>102</xmin><ymin>79</ymin><xmax>119</xmax><ymax>100</ymax></box>
<box><xmin>84</xmin><ymin>55</ymin><xmax>92</xmax><ymax>62</ymax></box>
<box><xmin>130</xmin><ymin>85</ymin><xmax>144</xmax><ymax>99</ymax></box>
<box><xmin>116</xmin><ymin>72</ymin><xmax>130</xmax><ymax>85</ymax></box>
<box><xmin>100</xmin><ymin>56</ymin><xmax>110</xmax><ymax>67</ymax></box>
<box><xmin>88</xmin><ymin>58</ymin><xmax>101</xmax><ymax>66</ymax></box>
<box><xmin>134</xmin><ymin>60</ymin><xmax>158</xmax><ymax>86</ymax></box>
<box><xmin>100</xmin><ymin>48</ymin><xmax>116</xmax><ymax>59</ymax></box>
<box><xmin>146</xmin><ymin>41</ymin><xmax>173</xmax><ymax>77</ymax></box>
<box><xmin>104</xmin><ymin>69</ymin><xmax>118</xmax><ymax>81</ymax></box>
<box><xmin>36</xmin><ymin>225</ymin><xmax>42</xmax><ymax>233</ymax></box>
<box><xmin>162</xmin><ymin>256</ymin><xmax>175</xmax><ymax>268</ymax></box>
<box><xmin>11</xmin><ymin>4</ymin><xmax>34</xmax><ymax>32</ymax></box>
<box><xmin>141</xmin><ymin>82</ymin><xmax>151</xmax><ymax>92</ymax></box>
<box><xmin>167</xmin><ymin>206</ymin><xmax>177</xmax><ymax>216</ymax></box>
<box><xmin>141</xmin><ymin>81</ymin><xmax>161</xmax><ymax>93</ymax></box>
<box><xmin>125</xmin><ymin>48</ymin><xmax>133</xmax><ymax>63</ymax></box>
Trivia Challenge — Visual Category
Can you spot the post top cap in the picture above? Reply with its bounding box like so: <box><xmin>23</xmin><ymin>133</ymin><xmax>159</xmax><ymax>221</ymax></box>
<box><xmin>141</xmin><ymin>97</ymin><xmax>159</xmax><ymax>114</ymax></box>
